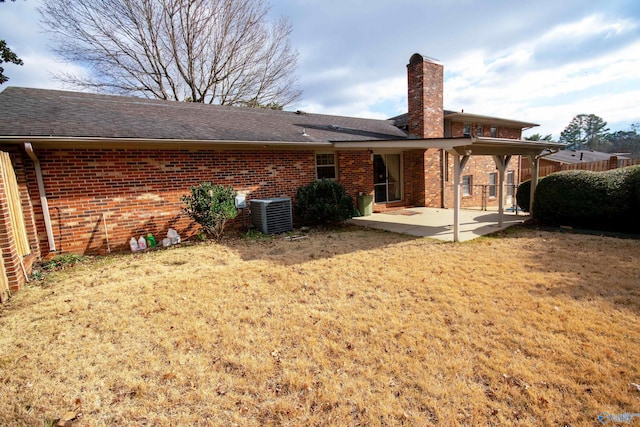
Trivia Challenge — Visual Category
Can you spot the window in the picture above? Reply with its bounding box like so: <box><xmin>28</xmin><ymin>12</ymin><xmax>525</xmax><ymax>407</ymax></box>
<box><xmin>506</xmin><ymin>171</ymin><xmax>515</xmax><ymax>197</ymax></box>
<box><xmin>476</xmin><ymin>125</ymin><xmax>483</xmax><ymax>137</ymax></box>
<box><xmin>463</xmin><ymin>124</ymin><xmax>471</xmax><ymax>137</ymax></box>
<box><xmin>444</xmin><ymin>152</ymin><xmax>449</xmax><ymax>182</ymax></box>
<box><xmin>490</xmin><ymin>127</ymin><xmax>498</xmax><ymax>138</ymax></box>
<box><xmin>316</xmin><ymin>153</ymin><xmax>336</xmax><ymax>180</ymax></box>
<box><xmin>489</xmin><ymin>172</ymin><xmax>497</xmax><ymax>198</ymax></box>
<box><xmin>462</xmin><ymin>175</ymin><xmax>472</xmax><ymax>196</ymax></box>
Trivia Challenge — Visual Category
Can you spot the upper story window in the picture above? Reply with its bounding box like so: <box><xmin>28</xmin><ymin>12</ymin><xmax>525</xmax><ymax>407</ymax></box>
<box><xmin>316</xmin><ymin>153</ymin><xmax>336</xmax><ymax>180</ymax></box>
<box><xmin>490</xmin><ymin>127</ymin><xmax>498</xmax><ymax>138</ymax></box>
<box><xmin>477</xmin><ymin>125</ymin><xmax>483</xmax><ymax>137</ymax></box>
<box><xmin>463</xmin><ymin>124</ymin><xmax>471</xmax><ymax>137</ymax></box>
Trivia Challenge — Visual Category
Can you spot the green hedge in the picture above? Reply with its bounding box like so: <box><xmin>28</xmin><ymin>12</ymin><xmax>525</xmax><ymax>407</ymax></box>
<box><xmin>294</xmin><ymin>179</ymin><xmax>354</xmax><ymax>226</ymax></box>
<box><xmin>516</xmin><ymin>179</ymin><xmax>532</xmax><ymax>212</ymax></box>
<box><xmin>532</xmin><ymin>165</ymin><xmax>640</xmax><ymax>233</ymax></box>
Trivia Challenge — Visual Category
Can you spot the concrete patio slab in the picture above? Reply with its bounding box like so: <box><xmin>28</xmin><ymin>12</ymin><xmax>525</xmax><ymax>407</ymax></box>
<box><xmin>349</xmin><ymin>208</ymin><xmax>528</xmax><ymax>242</ymax></box>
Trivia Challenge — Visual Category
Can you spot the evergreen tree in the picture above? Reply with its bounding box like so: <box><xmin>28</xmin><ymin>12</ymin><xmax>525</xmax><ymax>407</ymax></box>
<box><xmin>525</xmin><ymin>133</ymin><xmax>553</xmax><ymax>141</ymax></box>
<box><xmin>604</xmin><ymin>123</ymin><xmax>640</xmax><ymax>154</ymax></box>
<box><xmin>559</xmin><ymin>114</ymin><xmax>609</xmax><ymax>150</ymax></box>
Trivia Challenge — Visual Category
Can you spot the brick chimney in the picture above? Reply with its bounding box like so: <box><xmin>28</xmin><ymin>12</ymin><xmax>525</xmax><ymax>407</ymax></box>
<box><xmin>407</xmin><ymin>53</ymin><xmax>444</xmax><ymax>138</ymax></box>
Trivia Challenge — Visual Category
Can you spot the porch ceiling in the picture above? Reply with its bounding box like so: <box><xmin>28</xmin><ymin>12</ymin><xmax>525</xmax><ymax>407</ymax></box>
<box><xmin>450</xmin><ymin>137</ymin><xmax>565</xmax><ymax>156</ymax></box>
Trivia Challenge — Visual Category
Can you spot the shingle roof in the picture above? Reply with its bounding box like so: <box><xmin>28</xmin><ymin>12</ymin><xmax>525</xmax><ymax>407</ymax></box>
<box><xmin>0</xmin><ymin>87</ymin><xmax>408</xmax><ymax>143</ymax></box>
<box><xmin>544</xmin><ymin>149</ymin><xmax>629</xmax><ymax>164</ymax></box>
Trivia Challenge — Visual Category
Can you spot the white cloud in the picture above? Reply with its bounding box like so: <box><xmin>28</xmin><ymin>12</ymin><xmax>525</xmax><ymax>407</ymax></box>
<box><xmin>292</xmin><ymin>75</ymin><xmax>406</xmax><ymax>119</ymax></box>
<box><xmin>442</xmin><ymin>14</ymin><xmax>640</xmax><ymax>137</ymax></box>
<box><xmin>539</xmin><ymin>13</ymin><xmax>637</xmax><ymax>43</ymax></box>
<box><xmin>5</xmin><ymin>53</ymin><xmax>88</xmax><ymax>90</ymax></box>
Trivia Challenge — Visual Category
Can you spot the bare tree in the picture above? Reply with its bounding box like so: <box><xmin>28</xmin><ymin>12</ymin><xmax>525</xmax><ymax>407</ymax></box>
<box><xmin>39</xmin><ymin>0</ymin><xmax>301</xmax><ymax>107</ymax></box>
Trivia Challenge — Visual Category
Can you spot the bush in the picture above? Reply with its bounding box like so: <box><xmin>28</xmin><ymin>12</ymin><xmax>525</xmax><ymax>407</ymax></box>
<box><xmin>294</xmin><ymin>179</ymin><xmax>354</xmax><ymax>226</ymax></box>
<box><xmin>516</xmin><ymin>179</ymin><xmax>531</xmax><ymax>212</ymax></box>
<box><xmin>181</xmin><ymin>182</ymin><xmax>238</xmax><ymax>239</ymax></box>
<box><xmin>532</xmin><ymin>165</ymin><xmax>640</xmax><ymax>233</ymax></box>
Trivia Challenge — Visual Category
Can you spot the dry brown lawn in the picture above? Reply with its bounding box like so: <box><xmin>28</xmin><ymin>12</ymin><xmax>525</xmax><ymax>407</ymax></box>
<box><xmin>0</xmin><ymin>226</ymin><xmax>639</xmax><ymax>426</ymax></box>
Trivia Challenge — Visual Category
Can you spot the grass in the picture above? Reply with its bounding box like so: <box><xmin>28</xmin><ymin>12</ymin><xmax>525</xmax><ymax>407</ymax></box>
<box><xmin>0</xmin><ymin>226</ymin><xmax>639</xmax><ymax>426</ymax></box>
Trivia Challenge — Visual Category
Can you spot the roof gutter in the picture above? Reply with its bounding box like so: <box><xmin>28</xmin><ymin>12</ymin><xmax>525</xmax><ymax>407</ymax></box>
<box><xmin>0</xmin><ymin>136</ymin><xmax>333</xmax><ymax>150</ymax></box>
<box><xmin>24</xmin><ymin>143</ymin><xmax>56</xmax><ymax>253</ymax></box>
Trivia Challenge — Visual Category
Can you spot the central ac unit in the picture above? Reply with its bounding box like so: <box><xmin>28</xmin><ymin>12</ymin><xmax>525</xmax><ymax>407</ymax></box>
<box><xmin>250</xmin><ymin>198</ymin><xmax>293</xmax><ymax>234</ymax></box>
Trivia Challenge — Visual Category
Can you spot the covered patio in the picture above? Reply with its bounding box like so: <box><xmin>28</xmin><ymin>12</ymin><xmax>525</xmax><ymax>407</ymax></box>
<box><xmin>335</xmin><ymin>136</ymin><xmax>565</xmax><ymax>242</ymax></box>
<box><xmin>350</xmin><ymin>207</ymin><xmax>527</xmax><ymax>242</ymax></box>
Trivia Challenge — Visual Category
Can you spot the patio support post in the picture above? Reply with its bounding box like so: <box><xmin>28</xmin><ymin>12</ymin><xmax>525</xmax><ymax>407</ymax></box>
<box><xmin>452</xmin><ymin>153</ymin><xmax>460</xmax><ymax>242</ymax></box>
<box><xmin>527</xmin><ymin>154</ymin><xmax>539</xmax><ymax>214</ymax></box>
<box><xmin>449</xmin><ymin>151</ymin><xmax>469</xmax><ymax>242</ymax></box>
<box><xmin>492</xmin><ymin>155</ymin><xmax>511</xmax><ymax>227</ymax></box>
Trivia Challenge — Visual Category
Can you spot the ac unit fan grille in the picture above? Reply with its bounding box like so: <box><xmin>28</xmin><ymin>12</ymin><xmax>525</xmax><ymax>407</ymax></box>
<box><xmin>250</xmin><ymin>198</ymin><xmax>293</xmax><ymax>234</ymax></box>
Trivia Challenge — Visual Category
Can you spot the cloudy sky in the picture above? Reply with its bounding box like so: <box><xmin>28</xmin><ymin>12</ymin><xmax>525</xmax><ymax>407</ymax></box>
<box><xmin>1</xmin><ymin>0</ymin><xmax>639</xmax><ymax>139</ymax></box>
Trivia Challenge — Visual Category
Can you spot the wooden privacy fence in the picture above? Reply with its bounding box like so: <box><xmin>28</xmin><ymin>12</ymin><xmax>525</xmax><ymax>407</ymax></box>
<box><xmin>0</xmin><ymin>151</ymin><xmax>31</xmax><ymax>302</ymax></box>
<box><xmin>521</xmin><ymin>157</ymin><xmax>640</xmax><ymax>181</ymax></box>
<box><xmin>0</xmin><ymin>248</ymin><xmax>8</xmax><ymax>303</ymax></box>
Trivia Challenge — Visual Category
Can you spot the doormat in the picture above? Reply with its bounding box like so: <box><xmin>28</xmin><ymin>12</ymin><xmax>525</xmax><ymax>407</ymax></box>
<box><xmin>385</xmin><ymin>210</ymin><xmax>421</xmax><ymax>216</ymax></box>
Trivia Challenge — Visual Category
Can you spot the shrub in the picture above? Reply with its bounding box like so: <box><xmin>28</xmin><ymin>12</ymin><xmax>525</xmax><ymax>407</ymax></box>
<box><xmin>295</xmin><ymin>179</ymin><xmax>354</xmax><ymax>226</ymax></box>
<box><xmin>181</xmin><ymin>182</ymin><xmax>238</xmax><ymax>239</ymax></box>
<box><xmin>532</xmin><ymin>165</ymin><xmax>640</xmax><ymax>232</ymax></box>
<box><xmin>516</xmin><ymin>179</ymin><xmax>531</xmax><ymax>212</ymax></box>
<box><xmin>617</xmin><ymin>165</ymin><xmax>640</xmax><ymax>232</ymax></box>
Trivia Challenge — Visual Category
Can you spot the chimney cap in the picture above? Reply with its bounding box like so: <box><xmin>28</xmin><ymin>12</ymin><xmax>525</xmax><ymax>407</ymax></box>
<box><xmin>409</xmin><ymin>53</ymin><xmax>443</xmax><ymax>66</ymax></box>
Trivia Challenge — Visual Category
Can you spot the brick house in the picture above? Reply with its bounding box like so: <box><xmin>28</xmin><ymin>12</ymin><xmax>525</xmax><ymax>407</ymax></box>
<box><xmin>0</xmin><ymin>53</ymin><xmax>562</xmax><ymax>297</ymax></box>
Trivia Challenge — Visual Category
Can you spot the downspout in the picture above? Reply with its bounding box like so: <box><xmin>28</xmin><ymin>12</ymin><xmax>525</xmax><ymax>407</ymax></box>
<box><xmin>24</xmin><ymin>143</ymin><xmax>56</xmax><ymax>252</ymax></box>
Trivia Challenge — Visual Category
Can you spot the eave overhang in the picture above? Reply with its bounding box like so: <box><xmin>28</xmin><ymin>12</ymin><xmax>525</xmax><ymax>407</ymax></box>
<box><xmin>450</xmin><ymin>137</ymin><xmax>566</xmax><ymax>156</ymax></box>
<box><xmin>0</xmin><ymin>136</ymin><xmax>334</xmax><ymax>150</ymax></box>
<box><xmin>333</xmin><ymin>136</ymin><xmax>565</xmax><ymax>156</ymax></box>
<box><xmin>0</xmin><ymin>135</ymin><xmax>566</xmax><ymax>156</ymax></box>
<box><xmin>444</xmin><ymin>112</ymin><xmax>539</xmax><ymax>130</ymax></box>
<box><xmin>332</xmin><ymin>138</ymin><xmax>464</xmax><ymax>151</ymax></box>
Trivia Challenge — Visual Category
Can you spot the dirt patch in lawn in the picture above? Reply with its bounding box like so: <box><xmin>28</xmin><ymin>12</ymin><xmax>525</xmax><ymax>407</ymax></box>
<box><xmin>1</xmin><ymin>226</ymin><xmax>639</xmax><ymax>426</ymax></box>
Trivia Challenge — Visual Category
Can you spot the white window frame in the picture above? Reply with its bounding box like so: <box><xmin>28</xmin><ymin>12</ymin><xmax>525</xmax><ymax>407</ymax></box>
<box><xmin>506</xmin><ymin>170</ymin><xmax>515</xmax><ymax>197</ymax></box>
<box><xmin>490</xmin><ymin>126</ymin><xmax>498</xmax><ymax>138</ymax></box>
<box><xmin>315</xmin><ymin>152</ymin><xmax>337</xmax><ymax>180</ymax></box>
<box><xmin>462</xmin><ymin>175</ymin><xmax>473</xmax><ymax>196</ymax></box>
<box><xmin>463</xmin><ymin>124</ymin><xmax>471</xmax><ymax>137</ymax></box>
<box><xmin>489</xmin><ymin>172</ymin><xmax>497</xmax><ymax>198</ymax></box>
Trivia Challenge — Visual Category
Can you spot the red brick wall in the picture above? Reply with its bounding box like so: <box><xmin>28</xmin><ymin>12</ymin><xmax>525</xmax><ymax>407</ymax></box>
<box><xmin>403</xmin><ymin>150</ymin><xmax>426</xmax><ymax>207</ymax></box>
<box><xmin>407</xmin><ymin>54</ymin><xmax>444</xmax><ymax>138</ymax></box>
<box><xmin>423</xmin><ymin>149</ymin><xmax>443</xmax><ymax>207</ymax></box>
<box><xmin>23</xmin><ymin>148</ymin><xmax>318</xmax><ymax>255</ymax></box>
<box><xmin>449</xmin><ymin>121</ymin><xmax>465</xmax><ymax>137</ymax></box>
<box><xmin>338</xmin><ymin>151</ymin><xmax>373</xmax><ymax>199</ymax></box>
<box><xmin>443</xmin><ymin>154</ymin><xmax>518</xmax><ymax>209</ymax></box>
<box><xmin>0</xmin><ymin>173</ymin><xmax>20</xmax><ymax>292</ymax></box>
